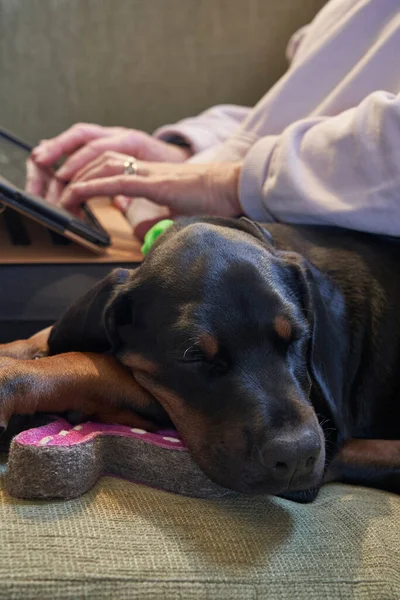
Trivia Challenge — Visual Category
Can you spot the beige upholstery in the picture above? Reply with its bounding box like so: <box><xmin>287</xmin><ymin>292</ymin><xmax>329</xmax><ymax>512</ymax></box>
<box><xmin>0</xmin><ymin>457</ymin><xmax>398</xmax><ymax>599</ymax></box>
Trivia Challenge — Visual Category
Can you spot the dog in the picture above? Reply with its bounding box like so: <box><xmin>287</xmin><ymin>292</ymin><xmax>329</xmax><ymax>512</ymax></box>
<box><xmin>0</xmin><ymin>217</ymin><xmax>399</xmax><ymax>501</ymax></box>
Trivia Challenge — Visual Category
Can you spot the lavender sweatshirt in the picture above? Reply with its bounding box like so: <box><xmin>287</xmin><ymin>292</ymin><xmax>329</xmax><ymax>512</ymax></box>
<box><xmin>155</xmin><ymin>0</ymin><xmax>400</xmax><ymax>235</ymax></box>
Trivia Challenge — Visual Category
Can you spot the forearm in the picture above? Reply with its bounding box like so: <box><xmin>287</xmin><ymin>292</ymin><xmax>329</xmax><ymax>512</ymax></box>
<box><xmin>0</xmin><ymin>353</ymin><xmax>162</xmax><ymax>429</ymax></box>
<box><xmin>154</xmin><ymin>104</ymin><xmax>250</xmax><ymax>155</ymax></box>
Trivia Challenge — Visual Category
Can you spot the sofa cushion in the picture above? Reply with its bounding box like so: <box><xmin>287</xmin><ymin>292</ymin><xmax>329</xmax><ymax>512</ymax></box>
<box><xmin>0</xmin><ymin>454</ymin><xmax>398</xmax><ymax>599</ymax></box>
<box><xmin>0</xmin><ymin>0</ymin><xmax>327</xmax><ymax>142</ymax></box>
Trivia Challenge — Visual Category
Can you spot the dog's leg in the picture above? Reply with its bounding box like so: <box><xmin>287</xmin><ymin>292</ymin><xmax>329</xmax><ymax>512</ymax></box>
<box><xmin>0</xmin><ymin>353</ymin><xmax>168</xmax><ymax>431</ymax></box>
<box><xmin>325</xmin><ymin>438</ymin><xmax>400</xmax><ymax>494</ymax></box>
<box><xmin>0</xmin><ymin>327</ymin><xmax>51</xmax><ymax>360</ymax></box>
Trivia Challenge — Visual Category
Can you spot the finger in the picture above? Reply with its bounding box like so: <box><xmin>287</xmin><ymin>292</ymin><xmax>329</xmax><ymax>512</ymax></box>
<box><xmin>31</xmin><ymin>124</ymin><xmax>126</xmax><ymax>167</ymax></box>
<box><xmin>122</xmin><ymin>197</ymin><xmax>172</xmax><ymax>241</ymax></box>
<box><xmin>72</xmin><ymin>151</ymin><xmax>131</xmax><ymax>184</ymax></box>
<box><xmin>113</xmin><ymin>195</ymin><xmax>132</xmax><ymax>213</ymax></box>
<box><xmin>45</xmin><ymin>177</ymin><xmax>66</xmax><ymax>205</ymax></box>
<box><xmin>60</xmin><ymin>175</ymin><xmax>157</xmax><ymax>209</ymax></box>
<box><xmin>55</xmin><ymin>133</ymin><xmax>142</xmax><ymax>181</ymax></box>
<box><xmin>25</xmin><ymin>158</ymin><xmax>51</xmax><ymax>196</ymax></box>
<box><xmin>60</xmin><ymin>162</ymin><xmax>213</xmax><ymax>213</ymax></box>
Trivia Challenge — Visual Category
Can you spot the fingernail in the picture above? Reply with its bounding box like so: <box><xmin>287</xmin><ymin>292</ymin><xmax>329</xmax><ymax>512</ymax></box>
<box><xmin>55</xmin><ymin>165</ymin><xmax>68</xmax><ymax>179</ymax></box>
<box><xmin>114</xmin><ymin>196</ymin><xmax>129</xmax><ymax>212</ymax></box>
<box><xmin>60</xmin><ymin>191</ymin><xmax>75</xmax><ymax>208</ymax></box>
<box><xmin>33</xmin><ymin>148</ymin><xmax>48</xmax><ymax>162</ymax></box>
<box><xmin>32</xmin><ymin>140</ymin><xmax>48</xmax><ymax>156</ymax></box>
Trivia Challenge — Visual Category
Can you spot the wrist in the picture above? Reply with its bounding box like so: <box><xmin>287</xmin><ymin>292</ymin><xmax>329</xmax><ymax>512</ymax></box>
<box><xmin>163</xmin><ymin>134</ymin><xmax>194</xmax><ymax>159</ymax></box>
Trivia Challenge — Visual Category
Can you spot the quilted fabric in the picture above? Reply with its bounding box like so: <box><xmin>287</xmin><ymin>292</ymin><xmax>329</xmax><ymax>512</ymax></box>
<box><xmin>0</xmin><ymin>453</ymin><xmax>398</xmax><ymax>599</ymax></box>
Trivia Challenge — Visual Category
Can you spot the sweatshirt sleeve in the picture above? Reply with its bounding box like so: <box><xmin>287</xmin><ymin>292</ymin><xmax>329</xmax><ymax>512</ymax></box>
<box><xmin>153</xmin><ymin>104</ymin><xmax>250</xmax><ymax>154</ymax></box>
<box><xmin>239</xmin><ymin>91</ymin><xmax>400</xmax><ymax>236</ymax></box>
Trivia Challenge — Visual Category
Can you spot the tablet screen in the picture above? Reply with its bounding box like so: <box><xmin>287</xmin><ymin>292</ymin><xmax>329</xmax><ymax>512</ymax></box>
<box><xmin>0</xmin><ymin>129</ymin><xmax>111</xmax><ymax>250</ymax></box>
<box><xmin>0</xmin><ymin>130</ymin><xmax>108</xmax><ymax>231</ymax></box>
<box><xmin>0</xmin><ymin>132</ymin><xmax>30</xmax><ymax>191</ymax></box>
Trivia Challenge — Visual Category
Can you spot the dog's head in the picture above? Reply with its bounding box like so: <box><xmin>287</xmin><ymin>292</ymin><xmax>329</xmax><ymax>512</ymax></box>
<box><xmin>50</xmin><ymin>217</ymin><xmax>347</xmax><ymax>496</ymax></box>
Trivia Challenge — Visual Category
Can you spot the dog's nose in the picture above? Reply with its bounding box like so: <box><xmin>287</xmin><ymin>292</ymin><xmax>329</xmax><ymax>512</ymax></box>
<box><xmin>263</xmin><ymin>427</ymin><xmax>321</xmax><ymax>483</ymax></box>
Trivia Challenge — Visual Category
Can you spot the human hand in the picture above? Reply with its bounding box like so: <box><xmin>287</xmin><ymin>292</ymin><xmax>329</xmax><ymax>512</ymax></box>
<box><xmin>60</xmin><ymin>151</ymin><xmax>242</xmax><ymax>219</ymax></box>
<box><xmin>26</xmin><ymin>123</ymin><xmax>192</xmax><ymax>202</ymax></box>
<box><xmin>114</xmin><ymin>197</ymin><xmax>173</xmax><ymax>241</ymax></box>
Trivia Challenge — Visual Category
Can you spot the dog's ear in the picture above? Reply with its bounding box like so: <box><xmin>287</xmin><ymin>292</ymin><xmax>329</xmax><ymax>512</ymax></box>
<box><xmin>48</xmin><ymin>268</ymin><xmax>134</xmax><ymax>355</ymax></box>
<box><xmin>279</xmin><ymin>252</ymin><xmax>349</xmax><ymax>437</ymax></box>
<box><xmin>102</xmin><ymin>271</ymin><xmax>145</xmax><ymax>354</ymax></box>
<box><xmin>306</xmin><ymin>262</ymin><xmax>349</xmax><ymax>436</ymax></box>
<box><xmin>238</xmin><ymin>217</ymin><xmax>274</xmax><ymax>245</ymax></box>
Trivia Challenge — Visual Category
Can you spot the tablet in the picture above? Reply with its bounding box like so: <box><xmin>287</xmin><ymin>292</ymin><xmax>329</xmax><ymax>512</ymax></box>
<box><xmin>0</xmin><ymin>127</ymin><xmax>111</xmax><ymax>253</ymax></box>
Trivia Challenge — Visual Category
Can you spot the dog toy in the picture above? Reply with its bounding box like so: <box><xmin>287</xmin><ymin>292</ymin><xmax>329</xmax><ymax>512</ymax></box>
<box><xmin>5</xmin><ymin>417</ymin><xmax>233</xmax><ymax>500</ymax></box>
<box><xmin>141</xmin><ymin>219</ymin><xmax>174</xmax><ymax>255</ymax></box>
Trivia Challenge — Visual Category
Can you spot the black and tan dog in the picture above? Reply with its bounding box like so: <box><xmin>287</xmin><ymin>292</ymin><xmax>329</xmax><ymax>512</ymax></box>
<box><xmin>0</xmin><ymin>217</ymin><xmax>399</xmax><ymax>501</ymax></box>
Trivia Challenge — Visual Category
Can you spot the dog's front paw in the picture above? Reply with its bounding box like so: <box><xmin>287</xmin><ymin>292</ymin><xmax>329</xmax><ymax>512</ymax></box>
<box><xmin>0</xmin><ymin>357</ymin><xmax>34</xmax><ymax>428</ymax></box>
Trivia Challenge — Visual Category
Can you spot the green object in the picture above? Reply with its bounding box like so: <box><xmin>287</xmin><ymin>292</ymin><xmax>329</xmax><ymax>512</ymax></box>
<box><xmin>141</xmin><ymin>219</ymin><xmax>174</xmax><ymax>256</ymax></box>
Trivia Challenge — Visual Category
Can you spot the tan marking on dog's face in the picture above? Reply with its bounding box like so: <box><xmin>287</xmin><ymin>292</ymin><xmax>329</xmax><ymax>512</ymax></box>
<box><xmin>273</xmin><ymin>316</ymin><xmax>292</xmax><ymax>341</ymax></box>
<box><xmin>119</xmin><ymin>352</ymin><xmax>158</xmax><ymax>374</ymax></box>
<box><xmin>133</xmin><ymin>373</ymin><xmax>211</xmax><ymax>450</ymax></box>
<box><xmin>198</xmin><ymin>333</ymin><xmax>219</xmax><ymax>359</ymax></box>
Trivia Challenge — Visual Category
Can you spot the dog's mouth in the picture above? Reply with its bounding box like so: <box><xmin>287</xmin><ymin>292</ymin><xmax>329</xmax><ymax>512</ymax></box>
<box><xmin>189</xmin><ymin>444</ymin><xmax>326</xmax><ymax>496</ymax></box>
<box><xmin>242</xmin><ymin>471</ymin><xmax>324</xmax><ymax>496</ymax></box>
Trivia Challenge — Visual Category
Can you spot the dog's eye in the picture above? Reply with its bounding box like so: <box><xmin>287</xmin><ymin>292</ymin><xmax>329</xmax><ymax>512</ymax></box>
<box><xmin>181</xmin><ymin>348</ymin><xmax>205</xmax><ymax>363</ymax></box>
<box><xmin>181</xmin><ymin>344</ymin><xmax>205</xmax><ymax>363</ymax></box>
<box><xmin>180</xmin><ymin>346</ymin><xmax>230</xmax><ymax>375</ymax></box>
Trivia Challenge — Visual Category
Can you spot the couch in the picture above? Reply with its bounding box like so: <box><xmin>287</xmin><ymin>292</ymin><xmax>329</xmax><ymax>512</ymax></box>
<box><xmin>0</xmin><ymin>1</ymin><xmax>399</xmax><ymax>598</ymax></box>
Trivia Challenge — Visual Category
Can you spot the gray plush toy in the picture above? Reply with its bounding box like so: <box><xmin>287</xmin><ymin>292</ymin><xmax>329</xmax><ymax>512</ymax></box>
<box><xmin>6</xmin><ymin>417</ymin><xmax>234</xmax><ymax>500</ymax></box>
